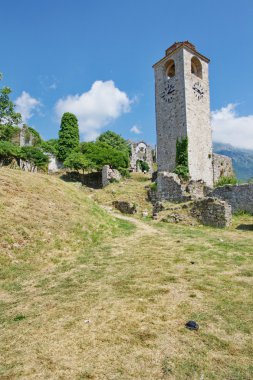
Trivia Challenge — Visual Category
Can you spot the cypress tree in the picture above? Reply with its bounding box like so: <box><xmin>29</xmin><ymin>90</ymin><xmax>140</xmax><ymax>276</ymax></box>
<box><xmin>58</xmin><ymin>112</ymin><xmax>79</xmax><ymax>161</ymax></box>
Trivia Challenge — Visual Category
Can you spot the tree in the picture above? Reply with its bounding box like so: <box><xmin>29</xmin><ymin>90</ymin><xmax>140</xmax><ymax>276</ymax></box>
<box><xmin>80</xmin><ymin>141</ymin><xmax>129</xmax><ymax>171</ymax></box>
<box><xmin>41</xmin><ymin>139</ymin><xmax>59</xmax><ymax>155</ymax></box>
<box><xmin>20</xmin><ymin>146</ymin><xmax>49</xmax><ymax>170</ymax></box>
<box><xmin>97</xmin><ymin>130</ymin><xmax>130</xmax><ymax>154</ymax></box>
<box><xmin>64</xmin><ymin>152</ymin><xmax>94</xmax><ymax>184</ymax></box>
<box><xmin>58</xmin><ymin>112</ymin><xmax>80</xmax><ymax>161</ymax></box>
<box><xmin>0</xmin><ymin>73</ymin><xmax>22</xmax><ymax>126</ymax></box>
<box><xmin>0</xmin><ymin>124</ymin><xmax>20</xmax><ymax>143</ymax></box>
<box><xmin>0</xmin><ymin>140</ymin><xmax>21</xmax><ymax>166</ymax></box>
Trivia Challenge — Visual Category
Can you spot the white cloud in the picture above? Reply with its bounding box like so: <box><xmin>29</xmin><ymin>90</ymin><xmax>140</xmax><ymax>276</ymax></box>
<box><xmin>15</xmin><ymin>91</ymin><xmax>41</xmax><ymax>123</ymax></box>
<box><xmin>55</xmin><ymin>80</ymin><xmax>132</xmax><ymax>141</ymax></box>
<box><xmin>130</xmin><ymin>125</ymin><xmax>141</xmax><ymax>134</ymax></box>
<box><xmin>212</xmin><ymin>103</ymin><xmax>253</xmax><ymax>149</ymax></box>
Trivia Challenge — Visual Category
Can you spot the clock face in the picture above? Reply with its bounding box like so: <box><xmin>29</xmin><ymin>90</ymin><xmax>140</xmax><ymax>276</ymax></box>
<box><xmin>193</xmin><ymin>82</ymin><xmax>204</xmax><ymax>100</ymax></box>
<box><xmin>160</xmin><ymin>82</ymin><xmax>175</xmax><ymax>103</ymax></box>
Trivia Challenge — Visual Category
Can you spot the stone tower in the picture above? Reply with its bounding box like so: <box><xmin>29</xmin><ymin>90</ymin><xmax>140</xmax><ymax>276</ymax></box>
<box><xmin>153</xmin><ymin>41</ymin><xmax>213</xmax><ymax>187</ymax></box>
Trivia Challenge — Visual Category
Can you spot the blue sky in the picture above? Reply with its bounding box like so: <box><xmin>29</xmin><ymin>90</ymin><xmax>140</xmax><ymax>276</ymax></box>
<box><xmin>1</xmin><ymin>0</ymin><xmax>253</xmax><ymax>148</ymax></box>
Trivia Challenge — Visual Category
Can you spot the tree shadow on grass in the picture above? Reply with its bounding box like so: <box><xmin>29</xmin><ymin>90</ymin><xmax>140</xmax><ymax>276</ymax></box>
<box><xmin>60</xmin><ymin>171</ymin><xmax>103</xmax><ymax>189</ymax></box>
<box><xmin>236</xmin><ymin>224</ymin><xmax>253</xmax><ymax>231</ymax></box>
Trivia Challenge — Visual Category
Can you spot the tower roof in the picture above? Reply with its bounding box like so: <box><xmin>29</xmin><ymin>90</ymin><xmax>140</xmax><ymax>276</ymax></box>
<box><xmin>153</xmin><ymin>41</ymin><xmax>210</xmax><ymax>68</ymax></box>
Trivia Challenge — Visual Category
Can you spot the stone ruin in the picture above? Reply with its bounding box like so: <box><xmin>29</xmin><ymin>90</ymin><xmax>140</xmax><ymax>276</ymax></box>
<box><xmin>102</xmin><ymin>165</ymin><xmax>121</xmax><ymax>187</ymax></box>
<box><xmin>212</xmin><ymin>153</ymin><xmax>234</xmax><ymax>184</ymax></box>
<box><xmin>150</xmin><ymin>41</ymin><xmax>253</xmax><ymax>227</ymax></box>
<box><xmin>129</xmin><ymin>141</ymin><xmax>154</xmax><ymax>173</ymax></box>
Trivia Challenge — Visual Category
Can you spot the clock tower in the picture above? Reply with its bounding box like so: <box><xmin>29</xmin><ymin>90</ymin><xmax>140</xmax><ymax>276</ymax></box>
<box><xmin>153</xmin><ymin>41</ymin><xmax>213</xmax><ymax>187</ymax></box>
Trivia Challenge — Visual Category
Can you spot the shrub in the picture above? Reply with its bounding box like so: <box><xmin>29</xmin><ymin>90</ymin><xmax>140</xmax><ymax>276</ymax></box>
<box><xmin>0</xmin><ymin>124</ymin><xmax>20</xmax><ymax>142</ymax></box>
<box><xmin>137</xmin><ymin>160</ymin><xmax>150</xmax><ymax>172</ymax></box>
<box><xmin>25</xmin><ymin>126</ymin><xmax>42</xmax><ymax>146</ymax></box>
<box><xmin>20</xmin><ymin>146</ymin><xmax>49</xmax><ymax>170</ymax></box>
<box><xmin>215</xmin><ymin>176</ymin><xmax>237</xmax><ymax>187</ymax></box>
<box><xmin>80</xmin><ymin>141</ymin><xmax>129</xmax><ymax>171</ymax></box>
<box><xmin>41</xmin><ymin>139</ymin><xmax>59</xmax><ymax>156</ymax></box>
<box><xmin>118</xmin><ymin>167</ymin><xmax>130</xmax><ymax>178</ymax></box>
<box><xmin>174</xmin><ymin>137</ymin><xmax>189</xmax><ymax>180</ymax></box>
<box><xmin>0</xmin><ymin>140</ymin><xmax>21</xmax><ymax>166</ymax></box>
<box><xmin>149</xmin><ymin>182</ymin><xmax>157</xmax><ymax>191</ymax></box>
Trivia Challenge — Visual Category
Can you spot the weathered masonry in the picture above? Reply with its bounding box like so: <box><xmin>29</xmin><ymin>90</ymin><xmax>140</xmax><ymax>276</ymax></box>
<box><xmin>153</xmin><ymin>41</ymin><xmax>213</xmax><ymax>187</ymax></box>
<box><xmin>129</xmin><ymin>141</ymin><xmax>153</xmax><ymax>172</ymax></box>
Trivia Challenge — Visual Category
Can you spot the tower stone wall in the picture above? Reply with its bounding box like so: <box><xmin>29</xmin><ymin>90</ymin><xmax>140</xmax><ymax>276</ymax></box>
<box><xmin>153</xmin><ymin>42</ymin><xmax>213</xmax><ymax>187</ymax></box>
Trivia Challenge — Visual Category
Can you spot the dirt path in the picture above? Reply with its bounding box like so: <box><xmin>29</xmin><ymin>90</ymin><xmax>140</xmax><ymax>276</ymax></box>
<box><xmin>102</xmin><ymin>205</ymin><xmax>161</xmax><ymax>236</ymax></box>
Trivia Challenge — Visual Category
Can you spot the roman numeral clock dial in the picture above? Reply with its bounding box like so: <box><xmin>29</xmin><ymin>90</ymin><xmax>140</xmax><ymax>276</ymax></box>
<box><xmin>193</xmin><ymin>82</ymin><xmax>204</xmax><ymax>100</ymax></box>
<box><xmin>160</xmin><ymin>82</ymin><xmax>175</xmax><ymax>103</ymax></box>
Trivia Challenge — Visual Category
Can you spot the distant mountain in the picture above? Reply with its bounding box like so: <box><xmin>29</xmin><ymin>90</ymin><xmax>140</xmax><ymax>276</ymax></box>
<box><xmin>213</xmin><ymin>142</ymin><xmax>253</xmax><ymax>181</ymax></box>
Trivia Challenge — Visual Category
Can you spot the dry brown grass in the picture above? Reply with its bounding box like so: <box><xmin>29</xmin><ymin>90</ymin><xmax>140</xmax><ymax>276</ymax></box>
<box><xmin>1</xmin><ymin>168</ymin><xmax>253</xmax><ymax>379</ymax></box>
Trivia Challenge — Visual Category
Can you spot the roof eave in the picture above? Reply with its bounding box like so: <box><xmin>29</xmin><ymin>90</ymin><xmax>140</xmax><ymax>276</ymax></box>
<box><xmin>152</xmin><ymin>45</ymin><xmax>210</xmax><ymax>69</ymax></box>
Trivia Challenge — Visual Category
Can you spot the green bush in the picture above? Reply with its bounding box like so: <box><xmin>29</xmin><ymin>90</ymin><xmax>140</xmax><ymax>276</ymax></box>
<box><xmin>25</xmin><ymin>126</ymin><xmax>42</xmax><ymax>146</ymax></box>
<box><xmin>137</xmin><ymin>160</ymin><xmax>150</xmax><ymax>172</ymax></box>
<box><xmin>174</xmin><ymin>164</ymin><xmax>189</xmax><ymax>180</ymax></box>
<box><xmin>80</xmin><ymin>141</ymin><xmax>129</xmax><ymax>171</ymax></box>
<box><xmin>41</xmin><ymin>139</ymin><xmax>59</xmax><ymax>156</ymax></box>
<box><xmin>215</xmin><ymin>176</ymin><xmax>237</xmax><ymax>187</ymax></box>
<box><xmin>0</xmin><ymin>140</ymin><xmax>21</xmax><ymax>166</ymax></box>
<box><xmin>118</xmin><ymin>167</ymin><xmax>130</xmax><ymax>178</ymax></box>
<box><xmin>174</xmin><ymin>137</ymin><xmax>189</xmax><ymax>180</ymax></box>
<box><xmin>0</xmin><ymin>124</ymin><xmax>20</xmax><ymax>142</ymax></box>
<box><xmin>149</xmin><ymin>182</ymin><xmax>157</xmax><ymax>191</ymax></box>
<box><xmin>20</xmin><ymin>146</ymin><xmax>49</xmax><ymax>170</ymax></box>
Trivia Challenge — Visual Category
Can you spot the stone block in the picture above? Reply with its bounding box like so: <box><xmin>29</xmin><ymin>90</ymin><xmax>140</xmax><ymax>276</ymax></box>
<box><xmin>191</xmin><ymin>197</ymin><xmax>232</xmax><ymax>227</ymax></box>
<box><xmin>156</xmin><ymin>171</ymin><xmax>190</xmax><ymax>202</ymax></box>
<box><xmin>112</xmin><ymin>201</ymin><xmax>137</xmax><ymax>214</ymax></box>
<box><xmin>209</xmin><ymin>183</ymin><xmax>253</xmax><ymax>214</ymax></box>
<box><xmin>102</xmin><ymin>165</ymin><xmax>121</xmax><ymax>187</ymax></box>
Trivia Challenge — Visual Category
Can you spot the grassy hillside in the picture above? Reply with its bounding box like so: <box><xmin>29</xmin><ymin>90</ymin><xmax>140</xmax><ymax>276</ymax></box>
<box><xmin>1</xmin><ymin>169</ymin><xmax>253</xmax><ymax>379</ymax></box>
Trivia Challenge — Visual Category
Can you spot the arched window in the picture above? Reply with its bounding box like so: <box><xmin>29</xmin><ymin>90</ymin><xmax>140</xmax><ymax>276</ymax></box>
<box><xmin>191</xmin><ymin>56</ymin><xmax>202</xmax><ymax>78</ymax></box>
<box><xmin>165</xmin><ymin>59</ymin><xmax>175</xmax><ymax>79</ymax></box>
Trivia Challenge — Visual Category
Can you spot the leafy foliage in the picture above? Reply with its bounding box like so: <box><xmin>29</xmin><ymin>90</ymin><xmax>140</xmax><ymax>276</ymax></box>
<box><xmin>80</xmin><ymin>141</ymin><xmax>129</xmax><ymax>170</ymax></box>
<box><xmin>174</xmin><ymin>137</ymin><xmax>189</xmax><ymax>180</ymax></box>
<box><xmin>0</xmin><ymin>124</ymin><xmax>20</xmax><ymax>142</ymax></box>
<box><xmin>0</xmin><ymin>74</ymin><xmax>21</xmax><ymax>126</ymax></box>
<box><xmin>41</xmin><ymin>139</ymin><xmax>59</xmax><ymax>155</ymax></box>
<box><xmin>20</xmin><ymin>146</ymin><xmax>49</xmax><ymax>169</ymax></box>
<box><xmin>215</xmin><ymin>175</ymin><xmax>238</xmax><ymax>187</ymax></box>
<box><xmin>137</xmin><ymin>160</ymin><xmax>150</xmax><ymax>172</ymax></box>
<box><xmin>97</xmin><ymin>130</ymin><xmax>130</xmax><ymax>155</ymax></box>
<box><xmin>58</xmin><ymin>113</ymin><xmax>80</xmax><ymax>161</ymax></box>
<box><xmin>25</xmin><ymin>126</ymin><xmax>42</xmax><ymax>146</ymax></box>
<box><xmin>64</xmin><ymin>152</ymin><xmax>93</xmax><ymax>173</ymax></box>
<box><xmin>0</xmin><ymin>140</ymin><xmax>21</xmax><ymax>166</ymax></box>
<box><xmin>149</xmin><ymin>182</ymin><xmax>157</xmax><ymax>191</ymax></box>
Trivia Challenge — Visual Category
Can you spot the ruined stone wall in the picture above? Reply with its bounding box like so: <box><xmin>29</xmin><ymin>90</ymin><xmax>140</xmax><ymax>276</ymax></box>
<box><xmin>129</xmin><ymin>141</ymin><xmax>153</xmax><ymax>172</ymax></box>
<box><xmin>48</xmin><ymin>154</ymin><xmax>63</xmax><ymax>173</ymax></box>
<box><xmin>213</xmin><ymin>153</ymin><xmax>234</xmax><ymax>183</ymax></box>
<box><xmin>152</xmin><ymin>172</ymin><xmax>191</xmax><ymax>203</ymax></box>
<box><xmin>102</xmin><ymin>165</ymin><xmax>121</xmax><ymax>187</ymax></box>
<box><xmin>191</xmin><ymin>198</ymin><xmax>232</xmax><ymax>227</ymax></box>
<box><xmin>19</xmin><ymin>126</ymin><xmax>34</xmax><ymax>147</ymax></box>
<box><xmin>209</xmin><ymin>184</ymin><xmax>253</xmax><ymax>214</ymax></box>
